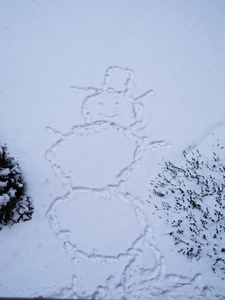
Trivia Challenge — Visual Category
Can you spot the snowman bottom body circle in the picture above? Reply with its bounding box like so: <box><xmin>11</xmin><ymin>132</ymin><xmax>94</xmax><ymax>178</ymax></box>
<box><xmin>47</xmin><ymin>187</ymin><xmax>160</xmax><ymax>297</ymax></box>
<box><xmin>49</xmin><ymin>188</ymin><xmax>147</xmax><ymax>259</ymax></box>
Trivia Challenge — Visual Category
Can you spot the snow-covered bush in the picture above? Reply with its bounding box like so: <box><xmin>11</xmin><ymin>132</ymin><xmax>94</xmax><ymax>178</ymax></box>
<box><xmin>0</xmin><ymin>145</ymin><xmax>33</xmax><ymax>230</ymax></box>
<box><xmin>148</xmin><ymin>141</ymin><xmax>225</xmax><ymax>278</ymax></box>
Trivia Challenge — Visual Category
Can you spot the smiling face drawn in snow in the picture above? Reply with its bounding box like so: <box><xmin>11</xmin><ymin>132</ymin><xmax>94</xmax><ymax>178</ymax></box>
<box><xmin>83</xmin><ymin>93</ymin><xmax>135</xmax><ymax>126</ymax></box>
<box><xmin>80</xmin><ymin>66</ymin><xmax>154</xmax><ymax>127</ymax></box>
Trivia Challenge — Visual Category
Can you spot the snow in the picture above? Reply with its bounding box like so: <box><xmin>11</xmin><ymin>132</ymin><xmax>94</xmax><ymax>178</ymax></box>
<box><xmin>0</xmin><ymin>168</ymin><xmax>10</xmax><ymax>176</ymax></box>
<box><xmin>0</xmin><ymin>181</ymin><xmax>7</xmax><ymax>189</ymax></box>
<box><xmin>8</xmin><ymin>188</ymin><xmax>17</xmax><ymax>198</ymax></box>
<box><xmin>0</xmin><ymin>194</ymin><xmax>10</xmax><ymax>208</ymax></box>
<box><xmin>1</xmin><ymin>0</ymin><xmax>225</xmax><ymax>299</ymax></box>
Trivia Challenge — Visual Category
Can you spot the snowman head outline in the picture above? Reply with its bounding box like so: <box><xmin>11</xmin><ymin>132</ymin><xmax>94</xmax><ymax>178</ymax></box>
<box><xmin>81</xmin><ymin>66</ymin><xmax>154</xmax><ymax>127</ymax></box>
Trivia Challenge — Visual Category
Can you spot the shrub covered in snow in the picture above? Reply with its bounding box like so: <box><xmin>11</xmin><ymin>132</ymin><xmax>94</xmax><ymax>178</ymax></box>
<box><xmin>0</xmin><ymin>145</ymin><xmax>33</xmax><ymax>230</ymax></box>
<box><xmin>148</xmin><ymin>141</ymin><xmax>225</xmax><ymax>278</ymax></box>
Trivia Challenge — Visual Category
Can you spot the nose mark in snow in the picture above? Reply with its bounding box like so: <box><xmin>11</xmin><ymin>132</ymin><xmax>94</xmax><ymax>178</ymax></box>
<box><xmin>44</xmin><ymin>66</ymin><xmax>212</xmax><ymax>299</ymax></box>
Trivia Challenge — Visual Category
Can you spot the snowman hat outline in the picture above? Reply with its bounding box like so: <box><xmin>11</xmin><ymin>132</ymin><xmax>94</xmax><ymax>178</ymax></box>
<box><xmin>101</xmin><ymin>66</ymin><xmax>134</xmax><ymax>96</ymax></box>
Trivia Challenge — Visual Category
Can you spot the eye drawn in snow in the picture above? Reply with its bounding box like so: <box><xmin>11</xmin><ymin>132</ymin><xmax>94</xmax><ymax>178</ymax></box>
<box><xmin>44</xmin><ymin>67</ymin><xmax>203</xmax><ymax>298</ymax></box>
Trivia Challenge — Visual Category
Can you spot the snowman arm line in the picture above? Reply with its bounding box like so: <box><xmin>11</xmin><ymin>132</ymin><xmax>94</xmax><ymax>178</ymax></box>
<box><xmin>134</xmin><ymin>89</ymin><xmax>155</xmax><ymax>101</ymax></box>
<box><xmin>45</xmin><ymin>126</ymin><xmax>63</xmax><ymax>137</ymax></box>
<box><xmin>70</xmin><ymin>86</ymin><xmax>99</xmax><ymax>92</ymax></box>
<box><xmin>45</xmin><ymin>126</ymin><xmax>75</xmax><ymax>141</ymax></box>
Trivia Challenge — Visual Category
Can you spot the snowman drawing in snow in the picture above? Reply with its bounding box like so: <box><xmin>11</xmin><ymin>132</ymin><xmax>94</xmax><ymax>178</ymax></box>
<box><xmin>45</xmin><ymin>66</ymin><xmax>168</xmax><ymax>264</ymax></box>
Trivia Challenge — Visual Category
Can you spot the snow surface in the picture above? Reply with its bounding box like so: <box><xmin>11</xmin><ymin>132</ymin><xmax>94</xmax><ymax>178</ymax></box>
<box><xmin>1</xmin><ymin>0</ymin><xmax>225</xmax><ymax>299</ymax></box>
<box><xmin>0</xmin><ymin>168</ymin><xmax>10</xmax><ymax>176</ymax></box>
